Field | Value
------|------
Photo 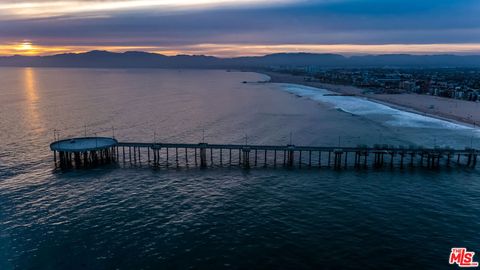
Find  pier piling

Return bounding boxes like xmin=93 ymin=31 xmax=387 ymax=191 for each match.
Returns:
xmin=200 ymin=144 xmax=207 ymax=168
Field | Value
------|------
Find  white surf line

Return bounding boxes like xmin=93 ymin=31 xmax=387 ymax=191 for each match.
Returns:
xmin=278 ymin=83 xmax=480 ymax=136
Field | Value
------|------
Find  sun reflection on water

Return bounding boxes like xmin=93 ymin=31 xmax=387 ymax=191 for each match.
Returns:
xmin=23 ymin=67 xmax=44 ymax=133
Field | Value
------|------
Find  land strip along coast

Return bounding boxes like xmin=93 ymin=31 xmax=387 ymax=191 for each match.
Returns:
xmin=262 ymin=71 xmax=480 ymax=127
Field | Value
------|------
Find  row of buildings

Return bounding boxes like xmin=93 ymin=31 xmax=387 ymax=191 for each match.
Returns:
xmin=276 ymin=67 xmax=480 ymax=102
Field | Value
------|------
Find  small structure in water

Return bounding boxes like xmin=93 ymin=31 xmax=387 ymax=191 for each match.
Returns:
xmin=50 ymin=137 xmax=118 ymax=169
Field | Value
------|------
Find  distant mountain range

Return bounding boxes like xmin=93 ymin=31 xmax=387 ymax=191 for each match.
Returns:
xmin=1 ymin=50 xmax=480 ymax=68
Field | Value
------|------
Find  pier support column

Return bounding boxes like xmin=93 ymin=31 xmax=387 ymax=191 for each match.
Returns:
xmin=84 ymin=152 xmax=89 ymax=167
xmin=242 ymin=148 xmax=250 ymax=169
xmin=334 ymin=150 xmax=343 ymax=169
xmin=59 ymin=152 xmax=64 ymax=168
xmin=166 ymin=148 xmax=169 ymax=167
xmin=199 ymin=143 xmax=207 ymax=168
xmin=176 ymin=148 xmax=179 ymax=167
xmin=133 ymin=147 xmax=136 ymax=164
xmin=287 ymin=146 xmax=294 ymax=167
xmin=195 ymin=148 xmax=198 ymax=166
xmin=308 ymin=151 xmax=312 ymax=167
xmin=220 ymin=149 xmax=223 ymax=165
xmin=364 ymin=152 xmax=368 ymax=169
xmin=74 ymin=152 xmax=81 ymax=168
xmin=67 ymin=152 xmax=73 ymax=168
xmin=239 ymin=149 xmax=242 ymax=166
xmin=153 ymin=148 xmax=158 ymax=166
xmin=299 ymin=151 xmax=302 ymax=168
xmin=328 ymin=151 xmax=331 ymax=168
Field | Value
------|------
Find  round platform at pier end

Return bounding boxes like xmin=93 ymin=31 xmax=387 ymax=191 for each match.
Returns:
xmin=50 ymin=137 xmax=118 ymax=152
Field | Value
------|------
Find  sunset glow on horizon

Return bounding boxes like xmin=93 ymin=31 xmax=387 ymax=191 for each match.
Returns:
xmin=3 ymin=42 xmax=480 ymax=57
xmin=0 ymin=42 xmax=161 ymax=57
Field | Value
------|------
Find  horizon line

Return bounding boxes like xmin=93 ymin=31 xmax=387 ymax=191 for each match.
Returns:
xmin=3 ymin=43 xmax=480 ymax=58
xmin=2 ymin=49 xmax=480 ymax=59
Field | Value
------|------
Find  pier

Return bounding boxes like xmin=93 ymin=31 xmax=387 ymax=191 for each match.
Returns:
xmin=50 ymin=137 xmax=118 ymax=169
xmin=50 ymin=137 xmax=478 ymax=170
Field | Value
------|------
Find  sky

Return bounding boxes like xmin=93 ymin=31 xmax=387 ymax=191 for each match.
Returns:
xmin=1 ymin=0 xmax=480 ymax=57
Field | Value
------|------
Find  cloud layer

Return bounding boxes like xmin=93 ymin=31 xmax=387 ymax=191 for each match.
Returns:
xmin=1 ymin=0 xmax=479 ymax=56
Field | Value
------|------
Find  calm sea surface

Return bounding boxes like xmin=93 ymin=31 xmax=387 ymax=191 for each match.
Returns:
xmin=0 ymin=68 xmax=479 ymax=269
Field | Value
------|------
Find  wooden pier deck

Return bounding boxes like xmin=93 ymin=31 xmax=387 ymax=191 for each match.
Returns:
xmin=51 ymin=137 xmax=478 ymax=170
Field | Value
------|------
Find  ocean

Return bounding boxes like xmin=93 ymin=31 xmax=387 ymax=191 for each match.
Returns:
xmin=0 ymin=68 xmax=479 ymax=269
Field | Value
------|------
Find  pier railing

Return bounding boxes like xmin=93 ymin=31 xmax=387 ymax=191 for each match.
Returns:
xmin=50 ymin=138 xmax=478 ymax=170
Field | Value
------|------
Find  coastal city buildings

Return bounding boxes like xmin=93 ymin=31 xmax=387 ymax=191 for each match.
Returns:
xmin=272 ymin=67 xmax=480 ymax=102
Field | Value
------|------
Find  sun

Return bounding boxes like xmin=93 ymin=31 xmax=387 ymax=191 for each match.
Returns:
xmin=18 ymin=42 xmax=33 ymax=51
xmin=12 ymin=41 xmax=38 ymax=55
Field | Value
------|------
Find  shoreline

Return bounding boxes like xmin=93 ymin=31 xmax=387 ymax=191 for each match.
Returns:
xmin=258 ymin=70 xmax=479 ymax=128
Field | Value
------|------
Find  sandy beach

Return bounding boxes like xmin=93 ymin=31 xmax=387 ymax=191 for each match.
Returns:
xmin=262 ymin=71 xmax=480 ymax=127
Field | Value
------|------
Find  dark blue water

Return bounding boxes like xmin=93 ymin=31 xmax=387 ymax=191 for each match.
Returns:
xmin=0 ymin=68 xmax=479 ymax=269
xmin=2 ymin=168 xmax=479 ymax=269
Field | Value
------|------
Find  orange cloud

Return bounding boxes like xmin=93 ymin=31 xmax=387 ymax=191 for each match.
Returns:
xmin=0 ymin=42 xmax=158 ymax=56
